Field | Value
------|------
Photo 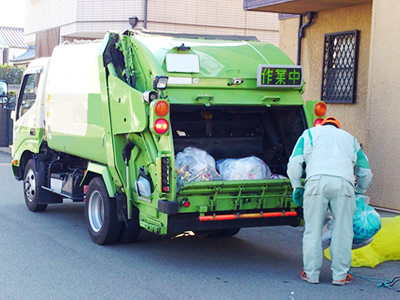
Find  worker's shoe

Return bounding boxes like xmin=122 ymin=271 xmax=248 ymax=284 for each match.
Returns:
xmin=332 ymin=273 xmax=353 ymax=286
xmin=301 ymin=270 xmax=319 ymax=284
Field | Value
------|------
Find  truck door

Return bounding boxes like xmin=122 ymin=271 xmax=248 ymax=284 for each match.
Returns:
xmin=13 ymin=68 xmax=42 ymax=149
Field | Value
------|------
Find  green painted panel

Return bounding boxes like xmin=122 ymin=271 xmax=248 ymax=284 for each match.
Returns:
xmin=108 ymin=74 xmax=147 ymax=134
xmin=176 ymin=179 xmax=293 ymax=213
xmin=164 ymin=87 xmax=304 ymax=106
xmin=12 ymin=126 xmax=44 ymax=164
xmin=86 ymin=162 xmax=116 ymax=197
xmin=47 ymin=93 xmax=107 ymax=164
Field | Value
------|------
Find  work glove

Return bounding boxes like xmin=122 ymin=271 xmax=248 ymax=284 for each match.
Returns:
xmin=292 ymin=187 xmax=304 ymax=206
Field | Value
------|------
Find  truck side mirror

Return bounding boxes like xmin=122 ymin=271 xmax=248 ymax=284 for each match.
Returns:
xmin=0 ymin=80 xmax=7 ymax=97
xmin=0 ymin=80 xmax=8 ymax=106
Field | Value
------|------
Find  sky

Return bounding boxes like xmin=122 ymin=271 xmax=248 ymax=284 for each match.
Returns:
xmin=0 ymin=0 xmax=26 ymax=28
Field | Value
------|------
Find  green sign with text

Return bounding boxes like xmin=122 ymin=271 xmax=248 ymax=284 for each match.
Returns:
xmin=257 ymin=65 xmax=303 ymax=88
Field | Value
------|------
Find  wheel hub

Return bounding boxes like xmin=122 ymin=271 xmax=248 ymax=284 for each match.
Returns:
xmin=24 ymin=169 xmax=36 ymax=203
xmin=88 ymin=190 xmax=104 ymax=233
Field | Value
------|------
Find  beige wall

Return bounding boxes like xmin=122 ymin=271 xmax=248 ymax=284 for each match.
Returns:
xmin=279 ymin=17 xmax=299 ymax=63
xmin=147 ymin=0 xmax=279 ymax=44
xmin=25 ymin=0 xmax=279 ymax=45
xmin=280 ymin=4 xmax=372 ymax=146
xmin=279 ymin=2 xmax=400 ymax=211
xmin=366 ymin=0 xmax=400 ymax=210
xmin=25 ymin=0 xmax=144 ymax=43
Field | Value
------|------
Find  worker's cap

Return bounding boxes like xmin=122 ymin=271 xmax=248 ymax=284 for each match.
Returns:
xmin=321 ymin=116 xmax=341 ymax=129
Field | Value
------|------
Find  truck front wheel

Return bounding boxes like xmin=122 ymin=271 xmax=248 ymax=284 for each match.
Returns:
xmin=23 ymin=159 xmax=48 ymax=212
xmin=85 ymin=177 xmax=122 ymax=245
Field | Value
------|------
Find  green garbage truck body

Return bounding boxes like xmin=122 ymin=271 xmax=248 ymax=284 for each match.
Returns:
xmin=11 ymin=31 xmax=322 ymax=244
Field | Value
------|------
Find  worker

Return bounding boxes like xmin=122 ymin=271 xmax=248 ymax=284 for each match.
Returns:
xmin=287 ymin=117 xmax=373 ymax=286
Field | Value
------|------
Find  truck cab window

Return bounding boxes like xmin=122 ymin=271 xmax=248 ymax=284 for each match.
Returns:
xmin=17 ymin=73 xmax=40 ymax=119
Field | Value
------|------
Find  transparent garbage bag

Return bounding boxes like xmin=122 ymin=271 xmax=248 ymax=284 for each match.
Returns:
xmin=216 ymin=156 xmax=271 ymax=181
xmin=324 ymin=216 xmax=400 ymax=268
xmin=322 ymin=217 xmax=333 ymax=245
xmin=322 ymin=217 xmax=374 ymax=249
xmin=353 ymin=194 xmax=381 ymax=244
xmin=271 ymin=174 xmax=288 ymax=180
xmin=322 ymin=194 xmax=381 ymax=248
xmin=175 ymin=147 xmax=222 ymax=189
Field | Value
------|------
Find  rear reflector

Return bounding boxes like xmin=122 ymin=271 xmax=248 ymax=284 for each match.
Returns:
xmin=199 ymin=211 xmax=297 ymax=221
xmin=161 ymin=157 xmax=170 ymax=193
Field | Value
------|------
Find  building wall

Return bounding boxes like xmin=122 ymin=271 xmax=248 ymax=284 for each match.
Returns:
xmin=278 ymin=16 xmax=298 ymax=63
xmin=25 ymin=0 xmax=77 ymax=43
xmin=25 ymin=0 xmax=279 ymax=45
xmin=25 ymin=0 xmax=143 ymax=42
xmin=366 ymin=0 xmax=400 ymax=210
xmin=0 ymin=48 xmax=26 ymax=64
xmin=147 ymin=0 xmax=279 ymax=44
xmin=280 ymin=4 xmax=372 ymax=146
xmin=279 ymin=3 xmax=400 ymax=211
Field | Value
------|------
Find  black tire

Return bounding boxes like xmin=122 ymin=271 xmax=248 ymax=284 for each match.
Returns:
xmin=23 ymin=159 xmax=48 ymax=212
xmin=85 ymin=177 xmax=122 ymax=245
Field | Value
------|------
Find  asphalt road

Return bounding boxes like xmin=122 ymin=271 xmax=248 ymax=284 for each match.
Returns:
xmin=0 ymin=150 xmax=399 ymax=299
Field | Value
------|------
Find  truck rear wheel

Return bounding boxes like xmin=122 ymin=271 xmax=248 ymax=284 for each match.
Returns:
xmin=85 ymin=177 xmax=122 ymax=245
xmin=23 ymin=159 xmax=48 ymax=212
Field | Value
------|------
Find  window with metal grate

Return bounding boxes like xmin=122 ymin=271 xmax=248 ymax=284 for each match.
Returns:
xmin=321 ymin=30 xmax=360 ymax=104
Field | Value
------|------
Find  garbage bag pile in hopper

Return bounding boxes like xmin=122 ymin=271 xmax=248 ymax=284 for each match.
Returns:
xmin=175 ymin=147 xmax=287 ymax=189
xmin=175 ymin=147 xmax=222 ymax=188
xmin=216 ymin=156 xmax=272 ymax=181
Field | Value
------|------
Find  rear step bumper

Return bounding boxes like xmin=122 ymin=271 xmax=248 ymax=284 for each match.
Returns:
xmin=166 ymin=208 xmax=303 ymax=234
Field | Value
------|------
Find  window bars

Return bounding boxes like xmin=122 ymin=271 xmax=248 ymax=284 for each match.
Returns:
xmin=321 ymin=30 xmax=359 ymax=104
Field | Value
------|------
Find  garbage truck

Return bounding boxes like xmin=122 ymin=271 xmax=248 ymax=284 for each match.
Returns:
xmin=11 ymin=30 xmax=327 ymax=245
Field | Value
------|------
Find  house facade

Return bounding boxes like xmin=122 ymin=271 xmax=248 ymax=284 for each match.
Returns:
xmin=0 ymin=27 xmax=27 ymax=65
xmin=244 ymin=0 xmax=400 ymax=211
xmin=25 ymin=0 xmax=279 ymax=57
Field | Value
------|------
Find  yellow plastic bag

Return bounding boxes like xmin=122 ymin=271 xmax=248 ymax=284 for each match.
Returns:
xmin=324 ymin=216 xmax=400 ymax=268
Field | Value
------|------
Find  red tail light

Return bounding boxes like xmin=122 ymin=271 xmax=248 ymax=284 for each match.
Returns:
xmin=154 ymin=100 xmax=169 ymax=117
xmin=314 ymin=118 xmax=324 ymax=127
xmin=154 ymin=118 xmax=169 ymax=134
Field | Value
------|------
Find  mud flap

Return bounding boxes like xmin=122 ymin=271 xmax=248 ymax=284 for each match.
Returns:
xmin=35 ymin=159 xmax=63 ymax=204
xmin=115 ymin=193 xmax=140 ymax=229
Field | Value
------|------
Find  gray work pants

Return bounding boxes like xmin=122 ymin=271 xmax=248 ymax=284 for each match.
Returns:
xmin=303 ymin=175 xmax=356 ymax=282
